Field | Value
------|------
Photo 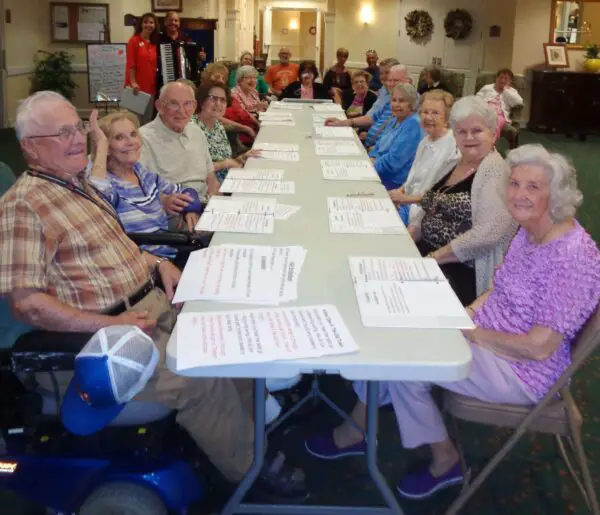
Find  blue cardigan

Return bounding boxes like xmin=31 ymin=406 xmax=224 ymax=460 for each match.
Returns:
xmin=369 ymin=113 xmax=424 ymax=190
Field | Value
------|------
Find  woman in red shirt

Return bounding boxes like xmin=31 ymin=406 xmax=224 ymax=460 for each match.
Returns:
xmin=126 ymin=13 xmax=158 ymax=97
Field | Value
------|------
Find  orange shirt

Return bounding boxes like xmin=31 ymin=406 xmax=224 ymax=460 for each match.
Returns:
xmin=264 ymin=63 xmax=299 ymax=94
xmin=125 ymin=34 xmax=158 ymax=96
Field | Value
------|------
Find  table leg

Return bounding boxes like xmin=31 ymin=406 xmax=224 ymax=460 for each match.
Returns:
xmin=221 ymin=378 xmax=267 ymax=515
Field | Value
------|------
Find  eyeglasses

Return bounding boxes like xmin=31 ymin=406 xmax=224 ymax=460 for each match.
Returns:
xmin=162 ymin=99 xmax=196 ymax=112
xmin=207 ymin=94 xmax=227 ymax=104
xmin=28 ymin=121 xmax=88 ymax=143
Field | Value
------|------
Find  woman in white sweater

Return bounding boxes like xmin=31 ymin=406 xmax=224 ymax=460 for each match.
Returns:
xmin=408 ymin=96 xmax=518 ymax=303
xmin=388 ymin=90 xmax=461 ymax=225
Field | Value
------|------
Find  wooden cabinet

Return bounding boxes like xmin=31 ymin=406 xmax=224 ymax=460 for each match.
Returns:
xmin=528 ymin=70 xmax=600 ymax=138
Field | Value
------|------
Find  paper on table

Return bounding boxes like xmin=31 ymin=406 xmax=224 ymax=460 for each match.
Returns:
xmin=226 ymin=168 xmax=285 ymax=180
xmin=261 ymin=120 xmax=296 ymax=127
xmin=203 ymin=196 xmax=277 ymax=215
xmin=312 ymin=104 xmax=344 ymax=112
xmin=348 ymin=257 xmax=474 ymax=329
xmin=313 ymin=113 xmax=346 ymax=125
xmin=175 ymin=304 xmax=359 ymax=370
xmin=253 ymin=143 xmax=299 ymax=152
xmin=251 ymin=150 xmax=300 ymax=162
xmin=314 ymin=140 xmax=361 ymax=156
xmin=196 ymin=213 xmax=274 ymax=233
xmin=321 ymin=159 xmax=380 ymax=181
xmin=327 ymin=197 xmax=407 ymax=234
xmin=270 ymin=102 xmax=303 ymax=110
xmin=173 ymin=244 xmax=307 ymax=305
xmin=220 ymin=179 xmax=296 ymax=195
xmin=259 ymin=112 xmax=293 ymax=120
xmin=275 ymin=204 xmax=301 ymax=220
xmin=313 ymin=126 xmax=355 ymax=138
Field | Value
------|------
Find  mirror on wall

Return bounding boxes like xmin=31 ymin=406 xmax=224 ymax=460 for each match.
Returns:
xmin=550 ymin=0 xmax=600 ymax=46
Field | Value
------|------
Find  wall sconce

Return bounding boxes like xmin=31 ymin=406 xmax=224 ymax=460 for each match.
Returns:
xmin=289 ymin=19 xmax=299 ymax=30
xmin=359 ymin=4 xmax=374 ymax=25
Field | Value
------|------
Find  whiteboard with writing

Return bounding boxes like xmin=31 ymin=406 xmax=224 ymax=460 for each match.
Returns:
xmin=86 ymin=44 xmax=127 ymax=103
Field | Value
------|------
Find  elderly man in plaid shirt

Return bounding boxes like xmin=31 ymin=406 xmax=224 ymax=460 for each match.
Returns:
xmin=0 ymin=91 xmax=307 ymax=502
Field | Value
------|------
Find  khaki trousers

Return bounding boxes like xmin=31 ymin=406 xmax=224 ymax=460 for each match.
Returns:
xmin=132 ymin=288 xmax=255 ymax=482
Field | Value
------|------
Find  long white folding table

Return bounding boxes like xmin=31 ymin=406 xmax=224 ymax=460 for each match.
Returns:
xmin=166 ymin=102 xmax=472 ymax=515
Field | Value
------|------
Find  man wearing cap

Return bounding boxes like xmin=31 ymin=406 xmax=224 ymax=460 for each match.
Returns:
xmin=0 ymin=90 xmax=306 ymax=501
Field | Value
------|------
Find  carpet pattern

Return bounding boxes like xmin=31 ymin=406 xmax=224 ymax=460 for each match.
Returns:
xmin=1 ymin=130 xmax=599 ymax=514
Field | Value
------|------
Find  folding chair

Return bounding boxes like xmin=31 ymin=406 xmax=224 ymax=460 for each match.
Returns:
xmin=443 ymin=307 xmax=600 ymax=515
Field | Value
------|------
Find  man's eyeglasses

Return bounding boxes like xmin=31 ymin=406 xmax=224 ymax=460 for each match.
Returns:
xmin=162 ymin=99 xmax=196 ymax=112
xmin=207 ymin=94 xmax=227 ymax=104
xmin=27 ymin=121 xmax=88 ymax=143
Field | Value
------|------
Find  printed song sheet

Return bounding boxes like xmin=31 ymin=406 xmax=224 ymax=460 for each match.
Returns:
xmin=250 ymin=150 xmax=300 ymax=162
xmin=321 ymin=159 xmax=380 ymax=181
xmin=313 ymin=113 xmax=346 ymax=125
xmin=226 ymin=168 xmax=285 ymax=181
xmin=176 ymin=304 xmax=359 ymax=369
xmin=270 ymin=102 xmax=303 ymax=110
xmin=173 ymin=244 xmax=307 ymax=305
xmin=196 ymin=196 xmax=276 ymax=233
xmin=314 ymin=140 xmax=361 ymax=156
xmin=220 ymin=179 xmax=296 ymax=195
xmin=312 ymin=104 xmax=344 ymax=112
xmin=275 ymin=204 xmax=301 ymax=220
xmin=261 ymin=120 xmax=296 ymax=127
xmin=327 ymin=197 xmax=407 ymax=234
xmin=348 ymin=257 xmax=475 ymax=329
xmin=259 ymin=112 xmax=293 ymax=121
xmin=253 ymin=143 xmax=299 ymax=152
xmin=313 ymin=126 xmax=355 ymax=138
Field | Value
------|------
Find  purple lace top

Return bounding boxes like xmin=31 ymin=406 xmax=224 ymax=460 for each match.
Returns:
xmin=473 ymin=221 xmax=600 ymax=400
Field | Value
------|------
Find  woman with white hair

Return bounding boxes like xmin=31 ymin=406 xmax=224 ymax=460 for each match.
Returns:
xmin=407 ymin=95 xmax=516 ymax=305
xmin=227 ymin=51 xmax=269 ymax=96
xmin=368 ymin=83 xmax=424 ymax=190
xmin=306 ymin=143 xmax=600 ymax=500
xmin=231 ymin=65 xmax=268 ymax=117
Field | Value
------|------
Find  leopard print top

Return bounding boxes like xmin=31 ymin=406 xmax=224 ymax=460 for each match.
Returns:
xmin=420 ymin=170 xmax=475 ymax=252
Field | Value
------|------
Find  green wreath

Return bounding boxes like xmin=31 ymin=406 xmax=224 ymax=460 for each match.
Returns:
xmin=444 ymin=9 xmax=473 ymax=40
xmin=405 ymin=10 xmax=434 ymax=40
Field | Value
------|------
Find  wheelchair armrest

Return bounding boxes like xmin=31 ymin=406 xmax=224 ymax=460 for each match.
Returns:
xmin=7 ymin=330 xmax=93 ymax=373
xmin=127 ymin=231 xmax=213 ymax=249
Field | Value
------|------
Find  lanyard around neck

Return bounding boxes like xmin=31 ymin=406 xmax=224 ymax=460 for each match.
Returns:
xmin=27 ymin=169 xmax=125 ymax=231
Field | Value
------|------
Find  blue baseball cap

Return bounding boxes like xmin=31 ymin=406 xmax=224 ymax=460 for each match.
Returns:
xmin=61 ymin=325 xmax=159 ymax=436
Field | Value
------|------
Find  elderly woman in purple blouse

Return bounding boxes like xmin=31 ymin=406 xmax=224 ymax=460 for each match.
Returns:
xmin=305 ymin=144 xmax=600 ymax=500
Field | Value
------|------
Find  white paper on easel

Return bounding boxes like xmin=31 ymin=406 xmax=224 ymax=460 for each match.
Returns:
xmin=175 ymin=304 xmax=359 ymax=370
xmin=348 ymin=257 xmax=474 ymax=329
xmin=314 ymin=140 xmax=361 ymax=156
xmin=321 ymin=159 xmax=380 ymax=181
xmin=226 ymin=168 xmax=285 ymax=181
xmin=313 ymin=126 xmax=355 ymax=138
xmin=327 ymin=197 xmax=407 ymax=234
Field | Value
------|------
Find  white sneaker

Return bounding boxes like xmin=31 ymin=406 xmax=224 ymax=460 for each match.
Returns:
xmin=265 ymin=393 xmax=282 ymax=425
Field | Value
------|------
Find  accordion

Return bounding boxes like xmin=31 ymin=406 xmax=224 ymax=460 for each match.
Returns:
xmin=159 ymin=41 xmax=198 ymax=84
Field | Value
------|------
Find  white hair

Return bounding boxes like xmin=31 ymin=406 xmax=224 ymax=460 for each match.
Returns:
xmin=236 ymin=65 xmax=258 ymax=83
xmin=389 ymin=64 xmax=408 ymax=76
xmin=158 ymin=80 xmax=195 ymax=101
xmin=15 ymin=91 xmax=70 ymax=141
xmin=506 ymin=144 xmax=583 ymax=222
xmin=450 ymin=95 xmax=497 ymax=134
xmin=392 ymin=83 xmax=419 ymax=111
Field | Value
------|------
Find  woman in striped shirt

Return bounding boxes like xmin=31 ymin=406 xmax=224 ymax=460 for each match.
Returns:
xmin=88 ymin=110 xmax=203 ymax=266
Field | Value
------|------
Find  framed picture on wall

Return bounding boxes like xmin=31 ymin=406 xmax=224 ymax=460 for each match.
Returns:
xmin=151 ymin=0 xmax=182 ymax=12
xmin=543 ymin=43 xmax=569 ymax=68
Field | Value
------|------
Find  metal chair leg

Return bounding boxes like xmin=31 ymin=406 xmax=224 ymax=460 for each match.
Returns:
xmin=564 ymin=405 xmax=600 ymax=515
xmin=556 ymin=435 xmax=593 ymax=510
xmin=448 ymin=415 xmax=470 ymax=493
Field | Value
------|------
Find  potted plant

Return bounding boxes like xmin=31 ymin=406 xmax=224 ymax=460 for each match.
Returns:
xmin=30 ymin=50 xmax=78 ymax=100
xmin=583 ymin=43 xmax=600 ymax=73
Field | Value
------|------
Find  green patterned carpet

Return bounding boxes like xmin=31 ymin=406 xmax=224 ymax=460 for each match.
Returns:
xmin=1 ymin=130 xmax=599 ymax=514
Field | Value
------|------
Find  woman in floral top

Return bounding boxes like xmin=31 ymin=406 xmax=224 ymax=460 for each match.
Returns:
xmin=195 ymin=81 xmax=258 ymax=183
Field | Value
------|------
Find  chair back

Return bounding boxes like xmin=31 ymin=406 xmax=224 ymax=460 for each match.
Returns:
xmin=0 ymin=161 xmax=16 ymax=197
xmin=570 ymin=305 xmax=600 ymax=370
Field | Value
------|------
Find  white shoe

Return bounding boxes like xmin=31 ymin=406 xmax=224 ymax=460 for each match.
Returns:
xmin=265 ymin=393 xmax=282 ymax=425
xmin=266 ymin=375 xmax=301 ymax=393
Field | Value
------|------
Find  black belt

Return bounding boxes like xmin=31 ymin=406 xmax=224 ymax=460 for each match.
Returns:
xmin=105 ymin=279 xmax=155 ymax=316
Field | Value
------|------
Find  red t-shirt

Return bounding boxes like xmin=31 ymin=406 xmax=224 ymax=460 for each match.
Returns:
xmin=125 ymin=34 xmax=158 ymax=96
